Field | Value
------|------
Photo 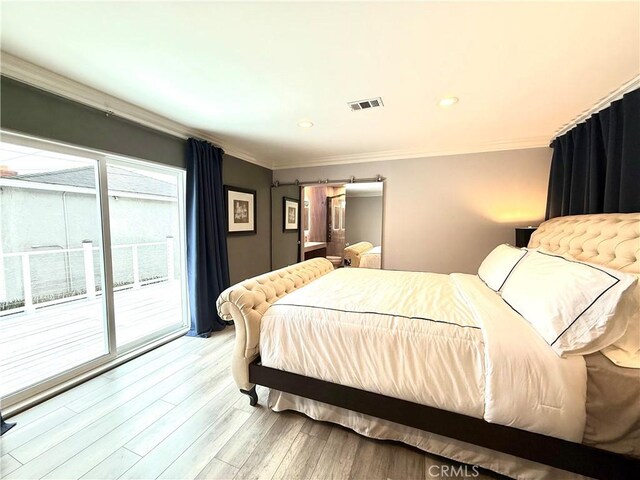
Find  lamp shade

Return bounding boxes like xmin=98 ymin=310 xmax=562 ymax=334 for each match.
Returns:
xmin=515 ymin=227 xmax=537 ymax=248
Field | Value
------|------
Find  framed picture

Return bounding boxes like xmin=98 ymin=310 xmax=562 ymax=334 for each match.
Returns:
xmin=283 ymin=197 xmax=299 ymax=232
xmin=224 ymin=186 xmax=256 ymax=235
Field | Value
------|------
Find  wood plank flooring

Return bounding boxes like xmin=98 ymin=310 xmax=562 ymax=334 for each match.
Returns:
xmin=1 ymin=328 xmax=503 ymax=480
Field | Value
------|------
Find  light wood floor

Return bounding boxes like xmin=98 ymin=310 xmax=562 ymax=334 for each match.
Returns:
xmin=1 ymin=328 xmax=502 ymax=480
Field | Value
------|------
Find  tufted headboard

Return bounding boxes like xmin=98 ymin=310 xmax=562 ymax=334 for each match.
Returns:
xmin=529 ymin=213 xmax=640 ymax=274
xmin=217 ymin=257 xmax=334 ymax=390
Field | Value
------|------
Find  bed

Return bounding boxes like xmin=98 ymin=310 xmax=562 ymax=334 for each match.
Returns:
xmin=343 ymin=241 xmax=373 ymax=267
xmin=359 ymin=245 xmax=382 ymax=268
xmin=217 ymin=213 xmax=640 ymax=480
xmin=344 ymin=242 xmax=382 ymax=268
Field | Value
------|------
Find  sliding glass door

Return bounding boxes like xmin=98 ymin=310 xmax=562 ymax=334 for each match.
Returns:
xmin=0 ymin=141 xmax=111 ymax=400
xmin=106 ymin=159 xmax=187 ymax=350
xmin=0 ymin=133 xmax=188 ymax=407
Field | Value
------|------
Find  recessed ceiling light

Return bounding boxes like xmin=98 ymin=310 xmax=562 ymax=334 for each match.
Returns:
xmin=297 ymin=120 xmax=314 ymax=128
xmin=438 ymin=97 xmax=459 ymax=108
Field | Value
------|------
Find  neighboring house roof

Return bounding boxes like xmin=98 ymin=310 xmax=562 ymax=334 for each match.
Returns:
xmin=11 ymin=165 xmax=177 ymax=197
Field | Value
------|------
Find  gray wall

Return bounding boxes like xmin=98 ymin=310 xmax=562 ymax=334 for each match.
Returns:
xmin=271 ymin=185 xmax=300 ymax=269
xmin=273 ymin=147 xmax=551 ymax=274
xmin=345 ymin=195 xmax=383 ymax=246
xmin=223 ymin=155 xmax=272 ymax=284
xmin=1 ymin=76 xmax=273 ymax=285
xmin=1 ymin=76 xmax=186 ymax=168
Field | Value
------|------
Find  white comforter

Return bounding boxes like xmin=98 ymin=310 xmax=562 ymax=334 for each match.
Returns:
xmin=359 ymin=245 xmax=381 ymax=269
xmin=260 ymin=268 xmax=587 ymax=442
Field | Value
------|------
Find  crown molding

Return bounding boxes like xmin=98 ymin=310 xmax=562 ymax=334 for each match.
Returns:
xmin=12 ymin=50 xmax=623 ymax=172
xmin=552 ymin=74 xmax=640 ymax=140
xmin=0 ymin=51 xmax=272 ymax=169
xmin=271 ymin=136 xmax=549 ymax=170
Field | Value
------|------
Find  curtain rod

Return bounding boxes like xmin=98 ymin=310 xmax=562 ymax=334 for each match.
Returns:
xmin=551 ymin=75 xmax=640 ymax=143
xmin=272 ymin=175 xmax=384 ymax=188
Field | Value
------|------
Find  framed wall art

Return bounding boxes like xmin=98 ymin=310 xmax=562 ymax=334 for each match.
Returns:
xmin=283 ymin=197 xmax=299 ymax=232
xmin=225 ymin=186 xmax=256 ymax=235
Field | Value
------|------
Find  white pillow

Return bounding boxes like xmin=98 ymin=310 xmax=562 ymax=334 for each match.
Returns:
xmin=478 ymin=244 xmax=527 ymax=292
xmin=501 ymin=250 xmax=638 ymax=357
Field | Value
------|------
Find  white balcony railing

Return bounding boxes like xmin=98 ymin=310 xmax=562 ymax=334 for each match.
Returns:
xmin=0 ymin=237 xmax=175 ymax=315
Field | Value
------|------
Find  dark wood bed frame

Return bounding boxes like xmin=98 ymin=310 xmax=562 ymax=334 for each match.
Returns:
xmin=244 ymin=357 xmax=639 ymax=480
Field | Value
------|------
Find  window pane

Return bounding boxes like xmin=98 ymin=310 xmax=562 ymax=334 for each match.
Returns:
xmin=0 ymin=141 xmax=109 ymax=398
xmin=106 ymin=161 xmax=186 ymax=348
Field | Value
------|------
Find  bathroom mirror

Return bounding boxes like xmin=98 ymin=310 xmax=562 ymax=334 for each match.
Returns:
xmin=271 ymin=181 xmax=384 ymax=270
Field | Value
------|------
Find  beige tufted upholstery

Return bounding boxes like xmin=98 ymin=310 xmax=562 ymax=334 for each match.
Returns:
xmin=344 ymin=241 xmax=374 ymax=267
xmin=529 ymin=213 xmax=640 ymax=274
xmin=217 ymin=258 xmax=334 ymax=390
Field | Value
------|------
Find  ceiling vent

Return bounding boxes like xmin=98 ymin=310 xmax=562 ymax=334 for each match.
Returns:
xmin=348 ymin=97 xmax=384 ymax=111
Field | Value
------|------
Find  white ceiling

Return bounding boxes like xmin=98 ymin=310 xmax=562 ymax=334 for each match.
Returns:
xmin=1 ymin=1 xmax=638 ymax=169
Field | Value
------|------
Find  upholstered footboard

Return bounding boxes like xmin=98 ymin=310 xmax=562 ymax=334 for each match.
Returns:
xmin=216 ymin=258 xmax=334 ymax=404
xmin=344 ymin=241 xmax=373 ymax=267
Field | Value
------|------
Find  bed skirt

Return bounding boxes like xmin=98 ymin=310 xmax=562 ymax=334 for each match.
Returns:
xmin=268 ymin=389 xmax=587 ymax=480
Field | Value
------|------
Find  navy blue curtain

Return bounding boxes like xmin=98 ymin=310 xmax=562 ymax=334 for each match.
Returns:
xmin=186 ymin=138 xmax=230 ymax=337
xmin=546 ymin=88 xmax=640 ymax=219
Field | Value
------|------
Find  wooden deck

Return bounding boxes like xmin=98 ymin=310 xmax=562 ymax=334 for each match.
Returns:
xmin=0 ymin=282 xmax=183 ymax=399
